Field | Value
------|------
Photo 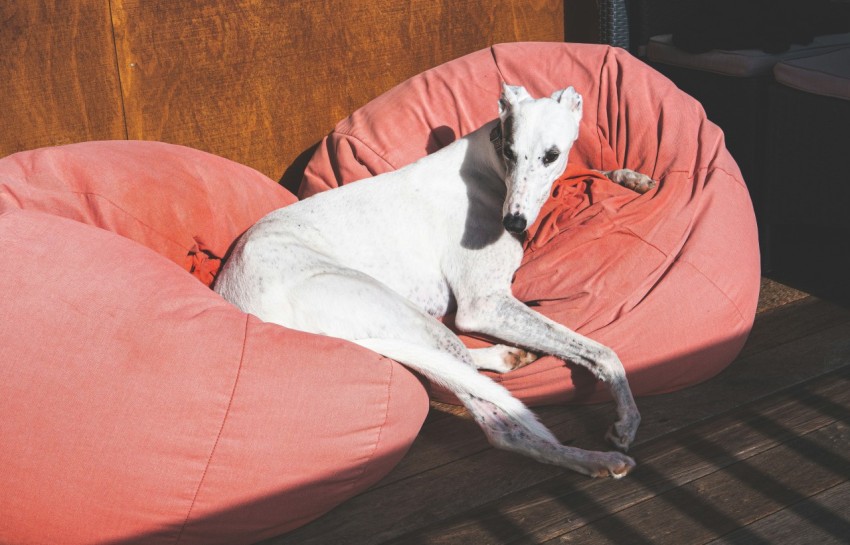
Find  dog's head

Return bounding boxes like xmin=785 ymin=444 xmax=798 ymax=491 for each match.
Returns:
xmin=496 ymin=83 xmax=582 ymax=234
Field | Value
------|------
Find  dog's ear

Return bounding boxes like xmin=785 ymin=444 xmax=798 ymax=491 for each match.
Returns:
xmin=552 ymin=86 xmax=583 ymax=123
xmin=499 ymin=83 xmax=532 ymax=118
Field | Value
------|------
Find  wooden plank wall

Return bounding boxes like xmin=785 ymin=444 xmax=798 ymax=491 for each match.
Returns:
xmin=1 ymin=0 xmax=564 ymax=185
xmin=0 ymin=2 xmax=126 ymax=150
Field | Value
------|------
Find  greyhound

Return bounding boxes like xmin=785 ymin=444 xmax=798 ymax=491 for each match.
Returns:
xmin=214 ymin=83 xmax=655 ymax=478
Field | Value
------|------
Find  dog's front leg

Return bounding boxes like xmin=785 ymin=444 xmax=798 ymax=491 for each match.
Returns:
xmin=455 ymin=293 xmax=640 ymax=450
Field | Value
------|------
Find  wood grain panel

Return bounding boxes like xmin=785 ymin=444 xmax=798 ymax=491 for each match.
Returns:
xmin=110 ymin=0 xmax=564 ymax=181
xmin=0 ymin=1 xmax=125 ymax=157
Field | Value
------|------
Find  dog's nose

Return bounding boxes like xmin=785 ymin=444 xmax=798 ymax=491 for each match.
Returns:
xmin=503 ymin=213 xmax=527 ymax=233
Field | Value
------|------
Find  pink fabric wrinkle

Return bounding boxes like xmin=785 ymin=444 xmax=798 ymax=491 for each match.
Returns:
xmin=187 ymin=236 xmax=223 ymax=286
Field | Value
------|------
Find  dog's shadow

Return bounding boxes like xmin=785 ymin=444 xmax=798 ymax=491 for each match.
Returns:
xmin=428 ymin=125 xmax=507 ymax=251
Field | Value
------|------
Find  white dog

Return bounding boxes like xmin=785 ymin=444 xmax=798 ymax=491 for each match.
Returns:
xmin=215 ymin=84 xmax=654 ymax=478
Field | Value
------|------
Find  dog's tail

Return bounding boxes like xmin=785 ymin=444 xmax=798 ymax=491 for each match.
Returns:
xmin=353 ymin=338 xmax=558 ymax=443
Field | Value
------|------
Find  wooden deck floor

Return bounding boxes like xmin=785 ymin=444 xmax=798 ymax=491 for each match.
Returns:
xmin=264 ymin=277 xmax=850 ymax=545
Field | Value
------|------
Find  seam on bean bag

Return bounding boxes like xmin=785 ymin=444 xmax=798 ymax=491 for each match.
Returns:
xmin=488 ymin=45 xmax=507 ymax=86
xmin=616 ymin=222 xmax=670 ymax=258
xmin=648 ymin=165 xmax=753 ymax=322
xmin=345 ymin=356 xmax=395 ymax=496
xmin=595 ymin=46 xmax=615 ymax=169
xmin=175 ymin=313 xmax=250 ymax=545
xmin=81 ymin=191 xmax=191 ymax=253
xmin=325 ymin=131 xmax=398 ymax=176
xmin=678 ymin=257 xmax=749 ymax=324
xmin=4 ymin=186 xmax=192 ymax=257
xmin=343 ymin=132 xmax=399 ymax=172
xmin=660 ymin=165 xmax=748 ymax=193
xmin=705 ymin=165 xmax=748 ymax=191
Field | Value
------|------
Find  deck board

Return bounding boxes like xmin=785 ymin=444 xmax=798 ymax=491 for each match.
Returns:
xmin=542 ymin=407 xmax=849 ymax=544
xmin=706 ymin=481 xmax=850 ymax=545
xmin=384 ymin=368 xmax=850 ymax=544
xmin=262 ymin=281 xmax=850 ymax=545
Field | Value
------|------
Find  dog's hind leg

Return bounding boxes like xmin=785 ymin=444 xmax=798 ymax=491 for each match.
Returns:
xmin=469 ymin=345 xmax=538 ymax=372
xmin=259 ymin=266 xmax=481 ymax=367
xmin=270 ymin=268 xmax=634 ymax=477
xmin=357 ymin=338 xmax=635 ymax=478
xmin=602 ymin=169 xmax=656 ymax=194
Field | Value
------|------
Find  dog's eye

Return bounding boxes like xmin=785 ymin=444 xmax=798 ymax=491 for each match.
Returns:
xmin=543 ymin=149 xmax=560 ymax=166
xmin=503 ymin=147 xmax=517 ymax=162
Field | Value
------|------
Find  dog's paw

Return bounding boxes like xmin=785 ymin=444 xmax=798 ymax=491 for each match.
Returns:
xmin=605 ymin=411 xmax=641 ymax=452
xmin=604 ymin=169 xmax=657 ymax=194
xmin=503 ymin=347 xmax=539 ymax=370
xmin=470 ymin=345 xmax=539 ymax=373
xmin=586 ymin=451 xmax=636 ymax=479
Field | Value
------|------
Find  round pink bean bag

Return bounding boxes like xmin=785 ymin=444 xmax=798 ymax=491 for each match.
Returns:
xmin=301 ymin=42 xmax=761 ymax=406
xmin=0 ymin=141 xmax=429 ymax=545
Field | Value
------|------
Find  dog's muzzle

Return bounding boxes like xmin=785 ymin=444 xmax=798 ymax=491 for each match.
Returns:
xmin=503 ymin=213 xmax=527 ymax=234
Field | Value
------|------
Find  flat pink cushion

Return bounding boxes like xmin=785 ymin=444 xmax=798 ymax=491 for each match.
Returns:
xmin=0 ymin=142 xmax=429 ymax=544
xmin=302 ymin=42 xmax=761 ymax=405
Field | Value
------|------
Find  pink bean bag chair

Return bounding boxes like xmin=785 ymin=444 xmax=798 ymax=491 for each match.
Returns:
xmin=302 ymin=42 xmax=761 ymax=406
xmin=0 ymin=141 xmax=429 ymax=545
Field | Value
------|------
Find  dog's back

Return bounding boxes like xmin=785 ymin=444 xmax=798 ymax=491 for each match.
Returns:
xmin=214 ymin=133 xmax=484 ymax=322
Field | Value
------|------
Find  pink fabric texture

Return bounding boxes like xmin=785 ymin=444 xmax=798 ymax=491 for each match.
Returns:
xmin=0 ymin=140 xmax=294 ymax=285
xmin=302 ymin=42 xmax=761 ymax=406
xmin=0 ymin=142 xmax=429 ymax=544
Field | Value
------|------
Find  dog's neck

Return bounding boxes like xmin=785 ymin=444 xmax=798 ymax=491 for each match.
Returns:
xmin=489 ymin=122 xmax=504 ymax=156
xmin=421 ymin=120 xmax=507 ymax=204
xmin=463 ymin=120 xmax=508 ymax=187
